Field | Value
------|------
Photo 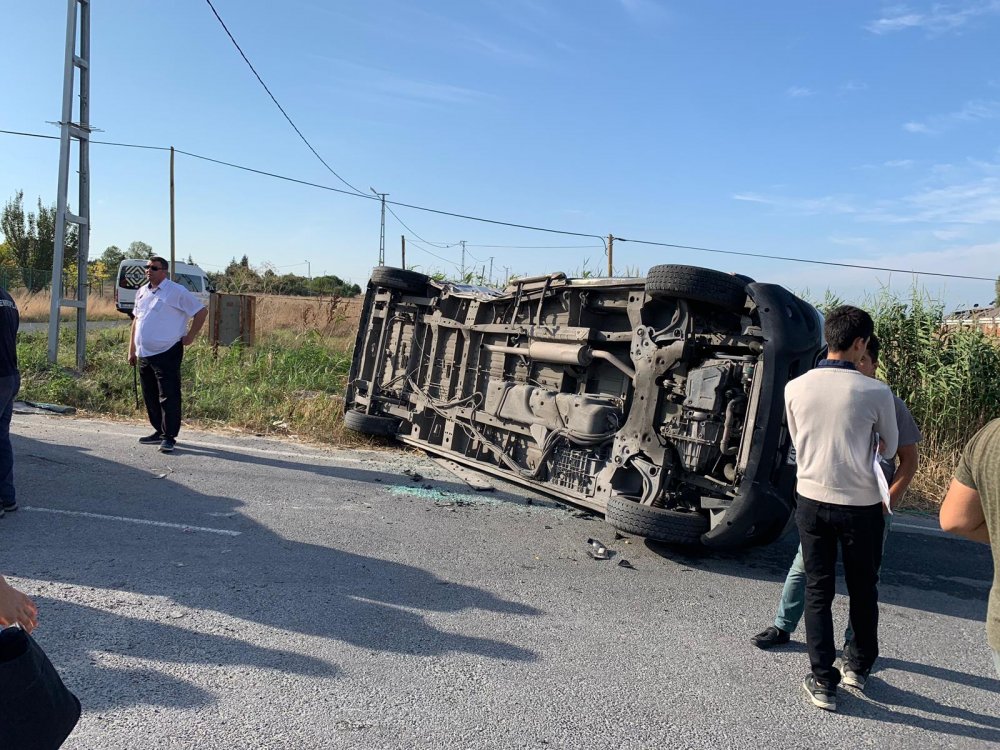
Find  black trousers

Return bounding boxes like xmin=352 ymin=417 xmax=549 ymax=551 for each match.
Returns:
xmin=796 ymin=495 xmax=885 ymax=686
xmin=138 ymin=341 xmax=184 ymax=440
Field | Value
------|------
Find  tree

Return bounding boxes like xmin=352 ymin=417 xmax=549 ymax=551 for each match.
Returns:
xmin=0 ymin=191 xmax=77 ymax=291
xmin=126 ymin=241 xmax=154 ymax=260
xmin=0 ymin=192 xmax=28 ymax=274
xmin=99 ymin=245 xmax=126 ymax=269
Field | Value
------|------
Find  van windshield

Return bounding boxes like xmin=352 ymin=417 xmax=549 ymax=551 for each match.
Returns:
xmin=174 ymin=273 xmax=203 ymax=293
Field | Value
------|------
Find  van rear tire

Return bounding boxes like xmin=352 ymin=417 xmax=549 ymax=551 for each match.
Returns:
xmin=343 ymin=409 xmax=400 ymax=436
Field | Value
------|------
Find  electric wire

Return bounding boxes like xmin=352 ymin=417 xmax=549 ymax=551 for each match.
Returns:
xmin=384 ymin=203 xmax=457 ymax=249
xmin=1 ymin=128 xmax=995 ymax=283
xmin=202 ymin=0 xmax=366 ymax=197
xmin=404 ymin=238 xmax=464 ymax=271
xmin=614 ymin=236 xmax=994 ymax=282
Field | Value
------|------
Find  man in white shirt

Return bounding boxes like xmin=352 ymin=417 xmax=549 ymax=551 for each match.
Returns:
xmin=126 ymin=257 xmax=207 ymax=453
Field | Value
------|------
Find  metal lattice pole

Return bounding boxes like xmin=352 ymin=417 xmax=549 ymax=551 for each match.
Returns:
xmin=48 ymin=0 xmax=92 ymax=369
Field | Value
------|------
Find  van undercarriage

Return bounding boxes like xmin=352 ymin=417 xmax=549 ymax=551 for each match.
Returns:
xmin=345 ymin=265 xmax=823 ymax=548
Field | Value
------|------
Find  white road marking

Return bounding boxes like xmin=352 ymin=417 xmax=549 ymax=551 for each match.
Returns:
xmin=14 ymin=419 xmax=371 ymax=464
xmin=892 ymin=521 xmax=947 ymax=536
xmin=23 ymin=507 xmax=241 ymax=536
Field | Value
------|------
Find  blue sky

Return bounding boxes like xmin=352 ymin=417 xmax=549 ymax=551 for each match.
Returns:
xmin=1 ymin=1 xmax=998 ymax=307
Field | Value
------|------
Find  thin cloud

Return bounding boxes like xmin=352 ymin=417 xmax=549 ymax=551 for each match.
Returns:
xmin=619 ymin=0 xmax=670 ymax=24
xmin=463 ymin=34 xmax=539 ymax=65
xmin=866 ymin=2 xmax=1000 ymax=35
xmin=732 ymin=192 xmax=858 ymax=215
xmin=840 ymin=80 xmax=869 ymax=93
xmin=884 ymin=159 xmax=916 ymax=167
xmin=786 ymin=86 xmax=813 ymax=98
xmin=904 ymin=99 xmax=1000 ymax=134
xmin=865 ymin=176 xmax=1000 ymax=224
xmin=737 ymin=158 xmax=1000 ymax=226
xmin=312 ymin=57 xmax=493 ymax=106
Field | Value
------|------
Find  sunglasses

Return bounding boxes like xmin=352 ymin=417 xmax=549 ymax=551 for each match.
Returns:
xmin=145 ymin=265 xmax=164 ymax=271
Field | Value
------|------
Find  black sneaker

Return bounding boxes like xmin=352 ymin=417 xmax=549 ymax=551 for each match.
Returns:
xmin=838 ymin=662 xmax=869 ymax=692
xmin=802 ymin=675 xmax=837 ymax=711
xmin=139 ymin=433 xmax=163 ymax=445
xmin=751 ymin=626 xmax=790 ymax=650
xmin=159 ymin=438 xmax=176 ymax=453
xmin=1 ymin=500 xmax=17 ymax=512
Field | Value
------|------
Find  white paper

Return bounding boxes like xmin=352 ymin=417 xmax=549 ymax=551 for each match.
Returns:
xmin=873 ymin=432 xmax=892 ymax=514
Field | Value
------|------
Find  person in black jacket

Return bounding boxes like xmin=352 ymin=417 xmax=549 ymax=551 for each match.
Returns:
xmin=0 ymin=285 xmax=19 ymax=518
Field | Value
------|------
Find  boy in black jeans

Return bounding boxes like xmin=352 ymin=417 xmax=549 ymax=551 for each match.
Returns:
xmin=784 ymin=306 xmax=898 ymax=711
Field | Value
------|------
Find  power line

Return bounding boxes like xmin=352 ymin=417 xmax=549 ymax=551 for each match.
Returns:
xmin=405 ymin=239 xmax=463 ymax=270
xmin=202 ymin=0 xmax=366 ymax=197
xmin=384 ymin=203 xmax=457 ymax=249
xmin=466 ymin=243 xmax=605 ymax=249
xmin=615 ymin=236 xmax=995 ymax=283
xmin=1 ymin=128 xmax=994 ymax=283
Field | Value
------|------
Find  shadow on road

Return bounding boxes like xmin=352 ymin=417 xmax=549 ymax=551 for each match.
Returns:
xmin=835 ymin=659 xmax=1000 ymax=741
xmin=7 ymin=433 xmax=542 ymax=712
xmin=644 ymin=523 xmax=992 ymax=623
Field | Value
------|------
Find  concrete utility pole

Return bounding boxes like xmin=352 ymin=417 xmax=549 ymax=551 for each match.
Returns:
xmin=169 ymin=146 xmax=176 ymax=280
xmin=401 ymin=235 xmax=406 ymax=269
xmin=305 ymin=260 xmax=311 ymax=279
xmin=607 ymin=234 xmax=614 ymax=277
xmin=48 ymin=0 xmax=92 ymax=369
xmin=371 ymin=188 xmax=388 ymax=265
xmin=460 ymin=240 xmax=466 ymax=278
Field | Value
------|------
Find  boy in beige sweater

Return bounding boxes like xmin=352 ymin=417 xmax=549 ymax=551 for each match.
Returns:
xmin=784 ymin=305 xmax=897 ymax=711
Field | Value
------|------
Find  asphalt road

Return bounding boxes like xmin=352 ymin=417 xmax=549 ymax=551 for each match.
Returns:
xmin=3 ymin=416 xmax=997 ymax=749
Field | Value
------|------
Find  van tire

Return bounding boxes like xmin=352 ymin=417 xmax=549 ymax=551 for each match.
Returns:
xmin=646 ymin=264 xmax=747 ymax=310
xmin=370 ymin=266 xmax=429 ymax=294
xmin=343 ymin=409 xmax=400 ymax=436
xmin=605 ymin=496 xmax=709 ymax=545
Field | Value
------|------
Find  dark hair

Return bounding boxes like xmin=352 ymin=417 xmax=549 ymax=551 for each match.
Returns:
xmin=149 ymin=256 xmax=169 ymax=269
xmin=824 ymin=305 xmax=874 ymax=352
xmin=866 ymin=333 xmax=880 ymax=363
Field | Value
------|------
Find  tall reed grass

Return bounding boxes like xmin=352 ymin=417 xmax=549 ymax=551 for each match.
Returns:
xmin=867 ymin=290 xmax=1000 ymax=508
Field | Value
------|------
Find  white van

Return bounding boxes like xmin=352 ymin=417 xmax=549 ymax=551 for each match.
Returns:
xmin=115 ymin=259 xmax=212 ymax=317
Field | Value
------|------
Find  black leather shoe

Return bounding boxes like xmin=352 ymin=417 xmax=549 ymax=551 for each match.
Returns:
xmin=751 ymin=626 xmax=790 ymax=650
xmin=139 ymin=433 xmax=163 ymax=444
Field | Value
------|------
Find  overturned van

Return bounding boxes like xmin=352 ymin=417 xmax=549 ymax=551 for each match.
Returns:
xmin=344 ymin=264 xmax=823 ymax=548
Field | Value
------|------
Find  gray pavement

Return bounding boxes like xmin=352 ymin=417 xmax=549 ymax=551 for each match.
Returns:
xmin=2 ymin=415 xmax=997 ymax=749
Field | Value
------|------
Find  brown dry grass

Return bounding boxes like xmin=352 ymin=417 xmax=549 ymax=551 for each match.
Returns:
xmin=897 ymin=440 xmax=961 ymax=514
xmin=253 ymin=294 xmax=363 ymax=338
xmin=13 ymin=290 xmax=120 ymax=322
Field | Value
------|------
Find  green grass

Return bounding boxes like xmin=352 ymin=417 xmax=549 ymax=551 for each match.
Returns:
xmin=16 ymin=328 xmax=372 ymax=445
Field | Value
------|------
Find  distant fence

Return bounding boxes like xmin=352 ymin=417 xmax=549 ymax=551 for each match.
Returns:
xmin=0 ymin=267 xmax=112 ymax=298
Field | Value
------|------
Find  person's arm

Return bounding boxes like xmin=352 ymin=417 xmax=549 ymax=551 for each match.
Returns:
xmin=888 ymin=443 xmax=919 ymax=509
xmin=875 ymin=389 xmax=899 ymax=460
xmin=940 ymin=478 xmax=990 ymax=544
xmin=182 ymin=307 xmax=208 ymax=346
xmin=0 ymin=575 xmax=37 ymax=632
xmin=127 ymin=316 xmax=137 ymax=366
